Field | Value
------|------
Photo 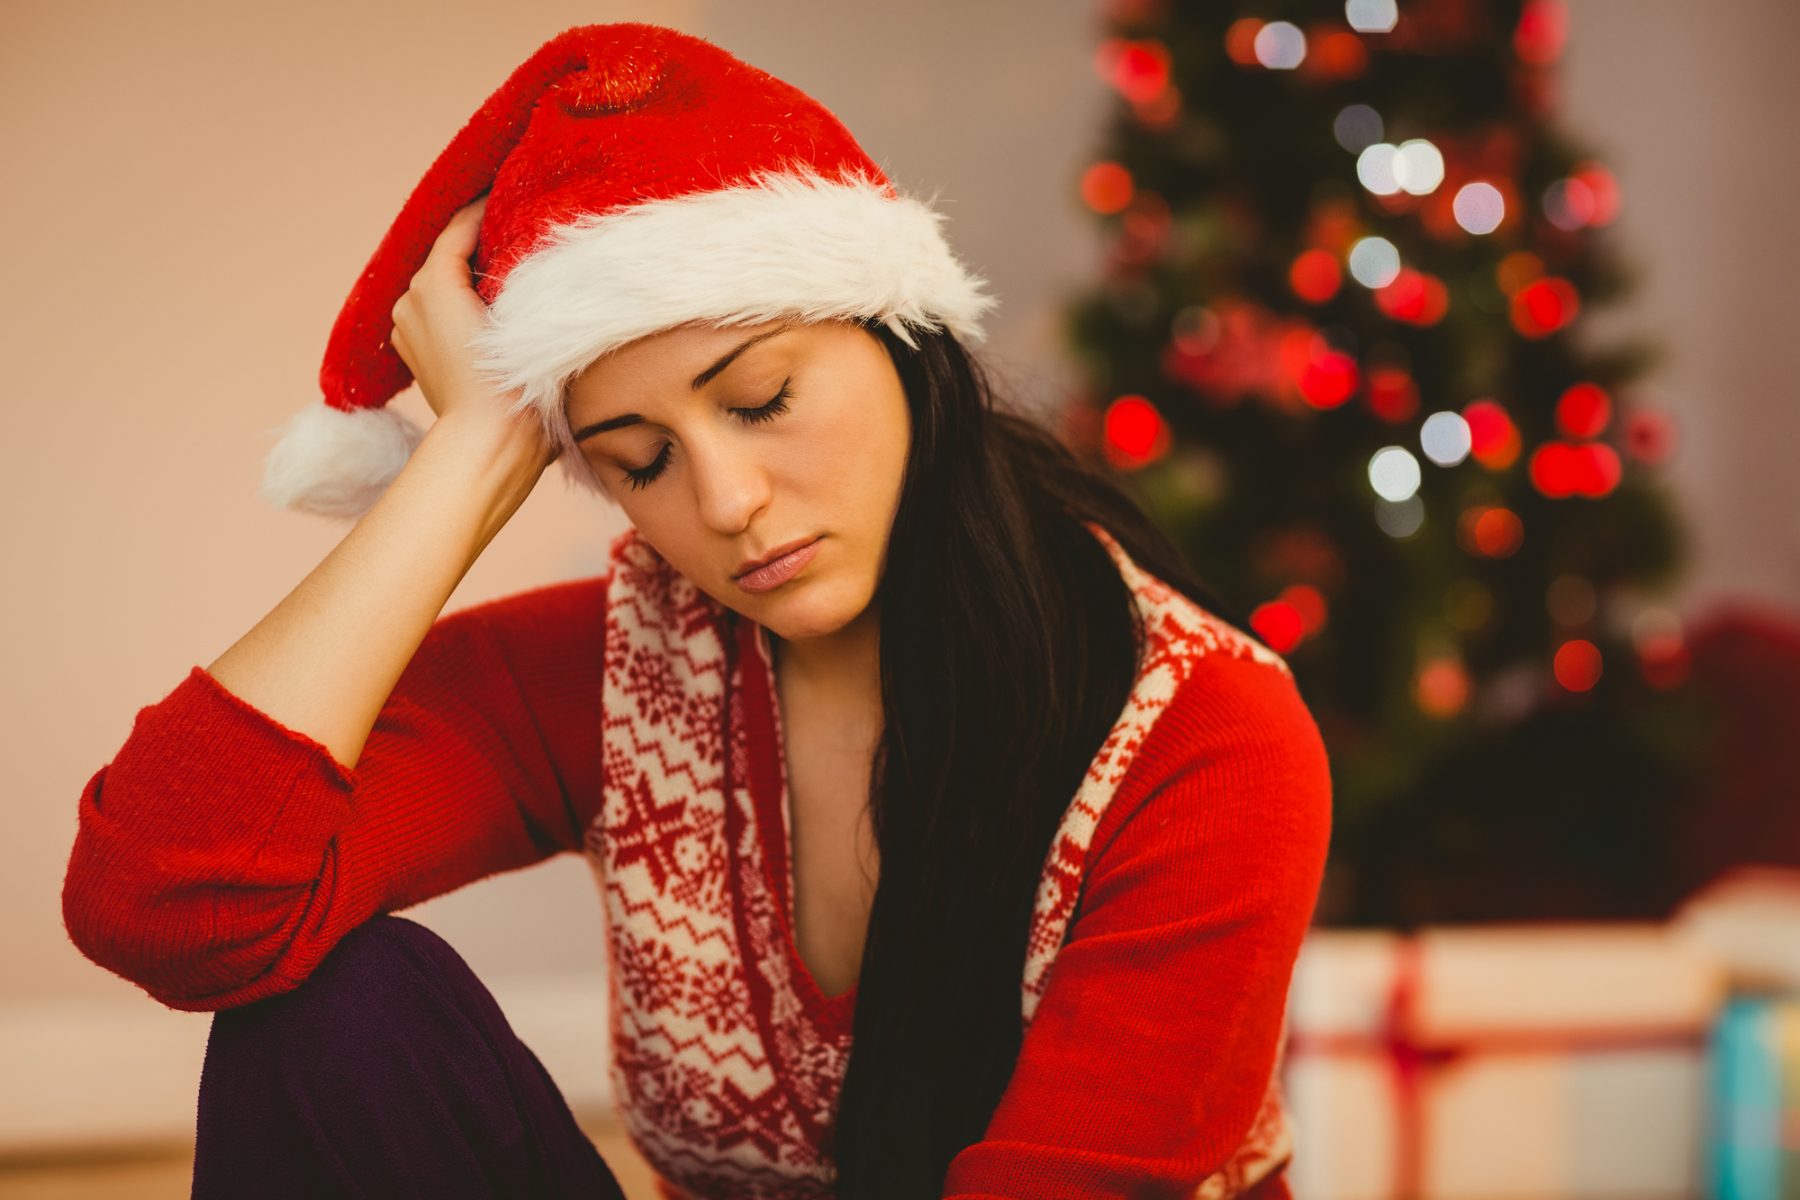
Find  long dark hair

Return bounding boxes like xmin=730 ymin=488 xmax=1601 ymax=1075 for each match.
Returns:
xmin=828 ymin=319 xmax=1261 ymax=1196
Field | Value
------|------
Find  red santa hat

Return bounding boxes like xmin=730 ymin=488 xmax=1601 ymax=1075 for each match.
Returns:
xmin=261 ymin=22 xmax=998 ymax=518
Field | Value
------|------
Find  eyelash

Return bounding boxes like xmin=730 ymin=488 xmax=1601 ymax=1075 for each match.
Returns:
xmin=621 ymin=379 xmax=794 ymax=491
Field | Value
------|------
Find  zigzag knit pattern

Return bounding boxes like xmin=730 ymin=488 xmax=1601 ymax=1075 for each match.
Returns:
xmin=588 ymin=521 xmax=1297 ymax=1198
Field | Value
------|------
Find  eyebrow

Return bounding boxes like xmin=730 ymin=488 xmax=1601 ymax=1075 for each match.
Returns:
xmin=571 ymin=323 xmax=795 ymax=443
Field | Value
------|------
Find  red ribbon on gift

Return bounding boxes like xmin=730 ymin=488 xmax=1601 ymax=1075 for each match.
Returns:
xmin=1283 ymin=933 xmax=1712 ymax=1199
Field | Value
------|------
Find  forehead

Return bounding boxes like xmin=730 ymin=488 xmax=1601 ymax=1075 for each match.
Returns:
xmin=570 ymin=318 xmax=798 ymax=401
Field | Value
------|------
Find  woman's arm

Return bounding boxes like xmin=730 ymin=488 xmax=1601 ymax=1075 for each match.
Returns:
xmin=208 ymin=197 xmax=553 ymax=770
xmin=60 ymin=198 xmax=582 ymax=1009
xmin=61 ymin=575 xmax=610 ymax=1012
xmin=941 ymin=651 xmax=1334 ymax=1200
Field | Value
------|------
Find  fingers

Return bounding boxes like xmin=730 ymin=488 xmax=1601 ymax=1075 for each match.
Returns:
xmin=419 ymin=195 xmax=488 ymax=281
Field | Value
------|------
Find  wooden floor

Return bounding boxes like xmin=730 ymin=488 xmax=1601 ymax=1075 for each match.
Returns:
xmin=0 ymin=1109 xmax=663 ymax=1199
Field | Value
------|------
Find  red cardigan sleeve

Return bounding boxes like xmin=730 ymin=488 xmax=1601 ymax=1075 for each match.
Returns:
xmin=60 ymin=575 xmax=610 ymax=1013
xmin=940 ymin=649 xmax=1334 ymax=1200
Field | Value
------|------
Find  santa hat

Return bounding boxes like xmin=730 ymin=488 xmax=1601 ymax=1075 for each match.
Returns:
xmin=262 ymin=22 xmax=998 ymax=518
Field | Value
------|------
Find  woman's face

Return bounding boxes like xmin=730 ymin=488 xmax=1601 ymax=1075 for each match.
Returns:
xmin=565 ymin=318 xmax=911 ymax=642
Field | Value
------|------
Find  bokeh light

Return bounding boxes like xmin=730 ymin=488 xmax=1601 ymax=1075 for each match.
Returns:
xmin=1552 ymin=638 xmax=1602 ymax=692
xmin=1420 ymin=411 xmax=1473 ymax=466
xmin=1510 ymin=276 xmax=1580 ymax=337
xmin=1102 ymin=394 xmax=1171 ymax=469
xmin=1464 ymin=399 xmax=1522 ymax=470
xmin=1416 ymin=656 xmax=1471 ymax=717
xmin=1334 ymin=103 xmax=1384 ymax=153
xmin=1281 ymin=583 xmax=1329 ymax=635
xmin=1528 ymin=441 xmax=1622 ymax=498
xmin=1555 ymin=382 xmax=1612 ymax=438
xmin=1453 ymin=182 xmax=1506 ymax=234
xmin=1298 ymin=345 xmax=1360 ymax=409
xmin=1366 ymin=366 xmax=1420 ymax=422
xmin=1357 ymin=143 xmax=1401 ymax=195
xmin=1250 ymin=599 xmax=1306 ymax=653
xmin=1254 ymin=21 xmax=1308 ymax=69
xmin=1289 ymin=249 xmax=1343 ymax=303
xmin=1369 ymin=445 xmax=1422 ymax=502
xmin=1345 ymin=0 xmax=1399 ymax=34
xmin=1460 ymin=505 xmax=1524 ymax=557
xmin=1081 ymin=161 xmax=1134 ymax=214
xmin=1395 ymin=139 xmax=1446 ymax=195
xmin=1348 ymin=236 xmax=1402 ymax=287
xmin=1375 ymin=496 xmax=1425 ymax=538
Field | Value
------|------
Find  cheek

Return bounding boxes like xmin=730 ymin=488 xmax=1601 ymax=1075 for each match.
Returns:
xmin=802 ymin=387 xmax=909 ymax=493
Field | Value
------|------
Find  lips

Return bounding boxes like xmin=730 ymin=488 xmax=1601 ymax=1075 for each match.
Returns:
xmin=734 ymin=535 xmax=820 ymax=580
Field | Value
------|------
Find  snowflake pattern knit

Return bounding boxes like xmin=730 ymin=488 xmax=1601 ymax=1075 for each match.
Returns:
xmin=593 ymin=521 xmax=1298 ymax=1198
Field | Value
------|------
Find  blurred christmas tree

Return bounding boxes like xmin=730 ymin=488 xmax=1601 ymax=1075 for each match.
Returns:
xmin=1060 ymin=0 xmax=1721 ymax=926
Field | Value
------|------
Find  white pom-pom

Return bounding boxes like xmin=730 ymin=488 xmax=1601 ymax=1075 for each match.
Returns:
xmin=259 ymin=402 xmax=427 ymax=519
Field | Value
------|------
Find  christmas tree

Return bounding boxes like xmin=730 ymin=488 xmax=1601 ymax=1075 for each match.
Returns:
xmin=1060 ymin=0 xmax=1718 ymax=926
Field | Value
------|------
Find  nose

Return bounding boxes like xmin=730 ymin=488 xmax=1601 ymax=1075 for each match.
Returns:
xmin=687 ymin=427 xmax=771 ymax=535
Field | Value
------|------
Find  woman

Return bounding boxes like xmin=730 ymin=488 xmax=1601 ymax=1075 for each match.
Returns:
xmin=60 ymin=22 xmax=1332 ymax=1200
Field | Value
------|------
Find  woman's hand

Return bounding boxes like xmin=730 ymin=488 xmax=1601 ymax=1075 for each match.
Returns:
xmin=389 ymin=196 xmax=557 ymax=467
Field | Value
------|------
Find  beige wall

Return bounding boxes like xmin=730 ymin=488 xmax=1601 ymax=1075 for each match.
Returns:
xmin=3 ymin=0 xmax=1796 ymax=1152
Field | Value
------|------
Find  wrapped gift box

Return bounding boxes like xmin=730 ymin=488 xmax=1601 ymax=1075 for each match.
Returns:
xmin=1708 ymin=995 xmax=1800 ymax=1199
xmin=1280 ymin=924 xmax=1727 ymax=1200
xmin=1672 ymin=865 xmax=1800 ymax=995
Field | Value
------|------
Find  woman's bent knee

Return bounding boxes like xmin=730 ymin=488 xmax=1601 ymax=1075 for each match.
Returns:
xmin=204 ymin=914 xmax=483 ymax=1082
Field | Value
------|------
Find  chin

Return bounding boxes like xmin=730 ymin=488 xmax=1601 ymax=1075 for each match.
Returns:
xmin=750 ymin=578 xmax=871 ymax=642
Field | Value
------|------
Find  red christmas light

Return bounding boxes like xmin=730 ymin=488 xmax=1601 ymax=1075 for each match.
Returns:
xmin=1365 ymin=366 xmax=1420 ymax=423
xmin=1529 ymin=441 xmax=1621 ymax=498
xmin=1555 ymin=382 xmax=1612 ymax=438
xmin=1297 ymin=347 xmax=1359 ymax=409
xmin=1303 ymin=30 xmax=1368 ymax=82
xmin=1374 ymin=268 xmax=1451 ymax=325
xmin=1131 ymin=85 xmax=1183 ymax=131
xmin=1509 ymin=276 xmax=1580 ymax=338
xmin=1102 ymin=394 xmax=1172 ymax=469
xmin=1224 ymin=19 xmax=1264 ymax=66
xmin=1513 ymin=0 xmax=1567 ymax=65
xmin=1624 ymin=408 xmax=1677 ymax=464
xmin=1552 ymin=638 xmax=1602 ymax=692
xmin=1464 ymin=399 xmax=1522 ymax=469
xmin=1250 ymin=600 xmax=1305 ymax=654
xmin=1279 ymin=583 xmax=1329 ymax=635
xmin=1572 ymin=161 xmax=1621 ymax=225
xmin=1461 ymin=505 xmax=1524 ymax=558
xmin=1100 ymin=39 xmax=1172 ymax=104
xmin=1416 ymin=657 xmax=1471 ymax=718
xmin=1081 ymin=161 xmax=1135 ymax=215
xmin=1289 ymin=249 xmax=1342 ymax=304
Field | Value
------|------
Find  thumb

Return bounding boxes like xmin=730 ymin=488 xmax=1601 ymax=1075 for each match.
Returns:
xmin=425 ymin=195 xmax=488 ymax=275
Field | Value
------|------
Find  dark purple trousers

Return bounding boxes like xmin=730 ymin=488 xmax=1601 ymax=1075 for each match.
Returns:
xmin=191 ymin=914 xmax=628 ymax=1200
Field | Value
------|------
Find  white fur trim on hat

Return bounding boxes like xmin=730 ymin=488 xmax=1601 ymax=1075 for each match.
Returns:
xmin=468 ymin=164 xmax=999 ymax=496
xmin=260 ymin=401 xmax=427 ymax=519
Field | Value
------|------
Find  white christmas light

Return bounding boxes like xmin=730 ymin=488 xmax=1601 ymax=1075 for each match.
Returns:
xmin=1420 ymin=411 xmax=1472 ymax=466
xmin=1348 ymin=236 xmax=1402 ymax=288
xmin=1369 ymin=445 xmax=1422 ymax=502
xmin=1346 ymin=0 xmax=1399 ymax=33
xmin=1454 ymin=182 xmax=1506 ymax=234
xmin=1334 ymin=104 xmax=1385 ymax=153
xmin=1254 ymin=21 xmax=1307 ymax=69
xmin=1357 ymin=143 xmax=1401 ymax=195
xmin=1395 ymin=139 xmax=1446 ymax=195
xmin=1543 ymin=178 xmax=1597 ymax=230
xmin=1375 ymin=495 xmax=1425 ymax=538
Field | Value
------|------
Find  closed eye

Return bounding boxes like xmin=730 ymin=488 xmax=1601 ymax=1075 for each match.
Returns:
xmin=620 ymin=379 xmax=794 ymax=491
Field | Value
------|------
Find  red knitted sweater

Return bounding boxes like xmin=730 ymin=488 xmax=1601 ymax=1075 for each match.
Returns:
xmin=62 ymin=524 xmax=1332 ymax=1199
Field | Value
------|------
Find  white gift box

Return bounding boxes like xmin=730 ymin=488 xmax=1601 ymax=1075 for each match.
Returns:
xmin=1280 ymin=924 xmax=1727 ymax=1200
xmin=1669 ymin=864 xmax=1800 ymax=994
